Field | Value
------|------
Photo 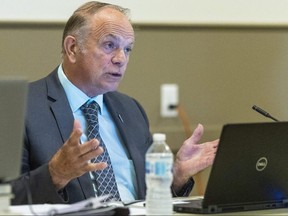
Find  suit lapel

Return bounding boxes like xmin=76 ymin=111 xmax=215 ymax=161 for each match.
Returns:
xmin=46 ymin=71 xmax=74 ymax=143
xmin=104 ymin=93 xmax=147 ymax=199
xmin=45 ymin=70 xmax=95 ymax=199
xmin=103 ymin=93 xmax=132 ymax=158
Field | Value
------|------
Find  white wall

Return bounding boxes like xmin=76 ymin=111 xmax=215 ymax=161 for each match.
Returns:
xmin=1 ymin=0 xmax=288 ymax=26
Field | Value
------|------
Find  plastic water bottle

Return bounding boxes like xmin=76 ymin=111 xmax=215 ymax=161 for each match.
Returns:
xmin=145 ymin=133 xmax=173 ymax=215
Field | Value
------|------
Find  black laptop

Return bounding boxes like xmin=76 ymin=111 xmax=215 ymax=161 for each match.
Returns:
xmin=0 ymin=79 xmax=27 ymax=182
xmin=174 ymin=122 xmax=288 ymax=214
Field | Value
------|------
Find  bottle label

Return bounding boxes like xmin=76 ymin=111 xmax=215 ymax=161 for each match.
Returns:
xmin=155 ymin=161 xmax=166 ymax=175
xmin=145 ymin=157 xmax=173 ymax=177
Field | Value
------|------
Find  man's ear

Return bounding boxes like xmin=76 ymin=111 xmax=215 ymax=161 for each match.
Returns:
xmin=63 ymin=36 xmax=78 ymax=63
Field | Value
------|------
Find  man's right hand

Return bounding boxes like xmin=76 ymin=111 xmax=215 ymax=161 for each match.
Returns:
xmin=48 ymin=120 xmax=107 ymax=190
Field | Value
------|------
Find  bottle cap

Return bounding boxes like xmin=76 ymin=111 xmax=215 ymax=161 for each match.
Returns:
xmin=153 ymin=133 xmax=166 ymax=141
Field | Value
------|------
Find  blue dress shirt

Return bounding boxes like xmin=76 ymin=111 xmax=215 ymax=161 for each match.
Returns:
xmin=57 ymin=65 xmax=137 ymax=202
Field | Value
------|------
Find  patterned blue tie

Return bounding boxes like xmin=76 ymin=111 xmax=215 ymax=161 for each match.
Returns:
xmin=80 ymin=100 xmax=121 ymax=202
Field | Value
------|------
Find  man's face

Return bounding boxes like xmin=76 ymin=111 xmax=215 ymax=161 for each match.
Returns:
xmin=72 ymin=8 xmax=135 ymax=97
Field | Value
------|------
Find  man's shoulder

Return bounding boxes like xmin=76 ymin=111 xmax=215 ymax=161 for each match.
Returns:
xmin=104 ymin=91 xmax=139 ymax=106
xmin=28 ymin=68 xmax=59 ymax=94
xmin=29 ymin=68 xmax=58 ymax=86
xmin=104 ymin=91 xmax=147 ymax=118
xmin=105 ymin=91 xmax=132 ymax=100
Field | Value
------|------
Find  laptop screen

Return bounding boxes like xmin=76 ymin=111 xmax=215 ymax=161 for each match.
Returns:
xmin=203 ymin=122 xmax=288 ymax=207
xmin=174 ymin=122 xmax=288 ymax=214
xmin=0 ymin=79 xmax=27 ymax=182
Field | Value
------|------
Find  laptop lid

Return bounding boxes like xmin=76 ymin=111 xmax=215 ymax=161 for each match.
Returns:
xmin=0 ymin=79 xmax=27 ymax=182
xmin=174 ymin=122 xmax=288 ymax=214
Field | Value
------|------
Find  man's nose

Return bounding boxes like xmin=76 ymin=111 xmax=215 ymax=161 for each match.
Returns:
xmin=112 ymin=49 xmax=127 ymax=66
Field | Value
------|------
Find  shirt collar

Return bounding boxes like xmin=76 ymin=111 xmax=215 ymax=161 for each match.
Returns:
xmin=57 ymin=65 xmax=104 ymax=114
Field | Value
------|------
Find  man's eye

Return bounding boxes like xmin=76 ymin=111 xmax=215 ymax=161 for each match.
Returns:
xmin=125 ymin=47 xmax=132 ymax=54
xmin=105 ymin=42 xmax=115 ymax=50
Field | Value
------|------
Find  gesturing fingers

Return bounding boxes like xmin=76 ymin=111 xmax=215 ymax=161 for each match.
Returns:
xmin=79 ymin=139 xmax=103 ymax=162
xmin=68 ymin=120 xmax=83 ymax=147
xmin=188 ymin=124 xmax=204 ymax=144
xmin=48 ymin=120 xmax=107 ymax=189
xmin=77 ymin=139 xmax=108 ymax=173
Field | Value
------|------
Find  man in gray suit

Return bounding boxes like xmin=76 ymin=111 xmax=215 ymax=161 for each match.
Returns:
xmin=11 ymin=1 xmax=218 ymax=205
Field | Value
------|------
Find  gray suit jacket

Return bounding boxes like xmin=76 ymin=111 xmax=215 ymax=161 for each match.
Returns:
xmin=11 ymin=68 xmax=153 ymax=204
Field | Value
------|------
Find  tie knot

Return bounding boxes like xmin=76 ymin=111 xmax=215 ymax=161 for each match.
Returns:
xmin=81 ymin=100 xmax=100 ymax=115
xmin=80 ymin=101 xmax=100 ymax=129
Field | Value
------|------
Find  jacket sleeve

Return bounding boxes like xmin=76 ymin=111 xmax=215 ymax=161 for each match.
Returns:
xmin=11 ymin=164 xmax=67 ymax=205
xmin=171 ymin=177 xmax=194 ymax=197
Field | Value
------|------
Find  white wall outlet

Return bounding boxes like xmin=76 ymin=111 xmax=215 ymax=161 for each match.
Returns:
xmin=160 ymin=84 xmax=179 ymax=117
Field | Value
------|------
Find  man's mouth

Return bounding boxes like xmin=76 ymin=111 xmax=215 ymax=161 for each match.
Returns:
xmin=108 ymin=72 xmax=122 ymax=77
